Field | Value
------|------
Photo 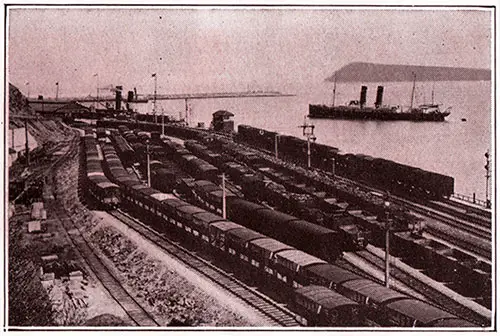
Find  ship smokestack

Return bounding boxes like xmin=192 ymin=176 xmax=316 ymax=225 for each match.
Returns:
xmin=375 ymin=86 xmax=384 ymax=108
xmin=115 ymin=86 xmax=123 ymax=110
xmin=127 ymin=91 xmax=134 ymax=102
xmin=360 ymin=86 xmax=367 ymax=108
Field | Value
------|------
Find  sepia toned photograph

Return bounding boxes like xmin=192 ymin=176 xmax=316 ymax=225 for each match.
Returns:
xmin=5 ymin=5 xmax=494 ymax=331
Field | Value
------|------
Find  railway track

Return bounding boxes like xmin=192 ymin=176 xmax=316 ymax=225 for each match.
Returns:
xmin=45 ymin=130 xmax=160 ymax=327
xmin=390 ymin=196 xmax=491 ymax=241
xmin=109 ymin=210 xmax=302 ymax=327
xmin=343 ymin=246 xmax=491 ymax=327
xmin=430 ymin=199 xmax=491 ymax=227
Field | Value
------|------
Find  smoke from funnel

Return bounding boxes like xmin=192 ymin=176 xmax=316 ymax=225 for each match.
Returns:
xmin=360 ymin=86 xmax=367 ymax=108
xmin=375 ymin=86 xmax=384 ymax=108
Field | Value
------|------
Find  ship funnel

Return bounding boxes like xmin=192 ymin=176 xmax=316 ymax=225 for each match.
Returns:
xmin=115 ymin=86 xmax=123 ymax=110
xmin=375 ymin=86 xmax=384 ymax=108
xmin=360 ymin=86 xmax=368 ymax=108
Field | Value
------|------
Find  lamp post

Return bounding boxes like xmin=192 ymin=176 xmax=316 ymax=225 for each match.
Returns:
xmin=384 ymin=201 xmax=392 ymax=288
xmin=485 ymin=151 xmax=491 ymax=208
xmin=146 ymin=140 xmax=151 ymax=187
xmin=26 ymin=82 xmax=30 ymax=99
xmin=299 ymin=116 xmax=316 ymax=168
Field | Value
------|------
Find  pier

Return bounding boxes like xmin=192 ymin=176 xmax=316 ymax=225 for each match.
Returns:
xmin=28 ymin=91 xmax=295 ymax=104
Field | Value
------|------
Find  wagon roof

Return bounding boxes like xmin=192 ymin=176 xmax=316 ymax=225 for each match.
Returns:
xmin=249 ymin=238 xmax=293 ymax=253
xmin=194 ymin=180 xmax=215 ymax=187
xmin=227 ymin=198 xmax=266 ymax=212
xmin=256 ymin=208 xmax=296 ymax=224
xmin=296 ymin=286 xmax=358 ymax=309
xmin=192 ymin=211 xmax=224 ymax=223
xmin=275 ymin=250 xmax=326 ymax=267
xmin=227 ymin=227 xmax=266 ymax=243
xmin=287 ymin=219 xmax=334 ymax=235
xmin=162 ymin=198 xmax=190 ymax=208
xmin=342 ymin=279 xmax=408 ymax=304
xmin=176 ymin=205 xmax=206 ymax=216
xmin=385 ymin=299 xmax=456 ymax=324
xmin=305 ymin=263 xmax=362 ymax=284
xmin=209 ymin=189 xmax=235 ymax=198
xmin=97 ymin=182 xmax=118 ymax=189
xmin=150 ymin=193 xmax=177 ymax=202
xmin=210 ymin=221 xmax=243 ymax=232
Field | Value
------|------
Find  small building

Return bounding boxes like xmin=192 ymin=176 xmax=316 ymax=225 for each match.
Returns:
xmin=212 ymin=110 xmax=234 ymax=133
xmin=53 ymin=101 xmax=91 ymax=119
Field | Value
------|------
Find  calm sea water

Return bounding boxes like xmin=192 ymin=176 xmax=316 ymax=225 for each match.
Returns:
xmin=132 ymin=81 xmax=492 ymax=200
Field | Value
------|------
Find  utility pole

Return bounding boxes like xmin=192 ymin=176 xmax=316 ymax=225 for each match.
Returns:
xmin=162 ymin=110 xmax=165 ymax=136
xmin=24 ymin=119 xmax=30 ymax=166
xmin=222 ymin=173 xmax=227 ymax=219
xmin=384 ymin=201 xmax=391 ymax=288
xmin=152 ymin=73 xmax=157 ymax=123
xmin=185 ymin=98 xmax=189 ymax=126
xmin=485 ymin=151 xmax=491 ymax=208
xmin=299 ymin=116 xmax=316 ymax=168
xmin=26 ymin=82 xmax=30 ymax=99
xmin=94 ymin=73 xmax=99 ymax=108
xmin=55 ymin=82 xmax=59 ymax=100
xmin=146 ymin=140 xmax=151 ymax=187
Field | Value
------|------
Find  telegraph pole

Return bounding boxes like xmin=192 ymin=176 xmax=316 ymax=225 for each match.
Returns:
xmin=55 ymin=82 xmax=59 ymax=100
xmin=162 ymin=110 xmax=165 ymax=136
xmin=299 ymin=116 xmax=316 ymax=168
xmin=185 ymin=99 xmax=189 ymax=126
xmin=485 ymin=151 xmax=491 ymax=208
xmin=152 ymin=73 xmax=157 ymax=123
xmin=24 ymin=119 xmax=30 ymax=166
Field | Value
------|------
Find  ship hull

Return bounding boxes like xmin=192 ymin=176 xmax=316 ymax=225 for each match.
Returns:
xmin=309 ymin=105 xmax=449 ymax=121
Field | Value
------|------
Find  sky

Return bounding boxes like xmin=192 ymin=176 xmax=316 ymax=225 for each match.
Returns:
xmin=7 ymin=7 xmax=493 ymax=98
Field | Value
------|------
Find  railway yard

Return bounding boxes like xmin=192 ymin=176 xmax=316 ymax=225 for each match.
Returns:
xmin=8 ymin=111 xmax=493 ymax=328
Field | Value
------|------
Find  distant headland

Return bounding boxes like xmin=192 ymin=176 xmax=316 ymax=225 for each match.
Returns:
xmin=326 ymin=62 xmax=491 ymax=82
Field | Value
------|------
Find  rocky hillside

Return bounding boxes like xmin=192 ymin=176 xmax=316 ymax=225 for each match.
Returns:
xmin=9 ymin=83 xmax=33 ymax=116
xmin=9 ymin=83 xmax=70 ymax=144
xmin=326 ymin=62 xmax=491 ymax=82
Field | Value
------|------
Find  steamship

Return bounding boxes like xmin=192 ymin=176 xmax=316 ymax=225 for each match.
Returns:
xmin=309 ymin=85 xmax=451 ymax=122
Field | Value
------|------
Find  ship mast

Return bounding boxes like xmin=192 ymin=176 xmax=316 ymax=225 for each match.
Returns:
xmin=332 ymin=74 xmax=337 ymax=107
xmin=431 ymin=81 xmax=435 ymax=105
xmin=410 ymin=72 xmax=416 ymax=110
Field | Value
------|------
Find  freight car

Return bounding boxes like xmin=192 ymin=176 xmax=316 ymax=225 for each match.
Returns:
xmin=97 ymin=144 xmax=476 ymax=327
xmin=81 ymin=135 xmax=120 ymax=208
xmin=91 ymin=129 xmax=478 ymax=328
xmin=237 ymin=124 xmax=454 ymax=200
